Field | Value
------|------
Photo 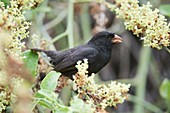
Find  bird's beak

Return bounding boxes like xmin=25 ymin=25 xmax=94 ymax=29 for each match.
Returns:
xmin=112 ymin=35 xmax=123 ymax=43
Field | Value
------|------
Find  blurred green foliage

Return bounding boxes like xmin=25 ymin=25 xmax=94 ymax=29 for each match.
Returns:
xmin=160 ymin=79 xmax=170 ymax=101
xmin=159 ymin=4 xmax=170 ymax=17
xmin=40 ymin=71 xmax=60 ymax=90
xmin=1 ymin=0 xmax=10 ymax=6
xmin=34 ymin=71 xmax=94 ymax=113
xmin=22 ymin=50 xmax=39 ymax=77
xmin=0 ymin=0 xmax=170 ymax=113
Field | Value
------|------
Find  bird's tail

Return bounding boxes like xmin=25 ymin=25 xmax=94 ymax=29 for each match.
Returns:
xmin=31 ymin=48 xmax=52 ymax=66
xmin=31 ymin=48 xmax=58 ymax=59
xmin=31 ymin=48 xmax=45 ymax=52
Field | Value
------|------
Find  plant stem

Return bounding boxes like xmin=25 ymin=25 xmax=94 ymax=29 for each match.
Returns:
xmin=51 ymin=31 xmax=68 ymax=44
xmin=66 ymin=0 xmax=74 ymax=48
xmin=51 ymin=0 xmax=74 ymax=48
xmin=134 ymin=47 xmax=151 ymax=113
xmin=45 ymin=9 xmax=67 ymax=30
xmin=80 ymin=4 xmax=92 ymax=43
xmin=35 ymin=0 xmax=56 ymax=50
xmin=129 ymin=95 xmax=164 ymax=113
xmin=165 ymin=47 xmax=170 ymax=53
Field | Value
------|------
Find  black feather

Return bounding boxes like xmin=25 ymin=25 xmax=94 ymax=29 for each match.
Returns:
xmin=31 ymin=31 xmax=121 ymax=79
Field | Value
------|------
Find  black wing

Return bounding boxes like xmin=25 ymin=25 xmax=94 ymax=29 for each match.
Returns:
xmin=54 ymin=46 xmax=98 ymax=72
xmin=31 ymin=49 xmax=66 ymax=66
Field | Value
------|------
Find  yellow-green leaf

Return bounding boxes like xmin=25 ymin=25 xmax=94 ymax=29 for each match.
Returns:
xmin=159 ymin=5 xmax=170 ymax=17
xmin=159 ymin=78 xmax=170 ymax=101
xmin=40 ymin=71 xmax=61 ymax=90
xmin=22 ymin=50 xmax=38 ymax=77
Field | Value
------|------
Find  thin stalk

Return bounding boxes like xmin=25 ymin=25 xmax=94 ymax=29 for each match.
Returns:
xmin=36 ymin=15 xmax=56 ymax=50
xmin=51 ymin=31 xmax=68 ymax=44
xmin=51 ymin=0 xmax=74 ymax=48
xmin=150 ymin=57 xmax=161 ymax=87
xmin=129 ymin=95 xmax=164 ymax=113
xmin=45 ymin=10 xmax=67 ymax=30
xmin=80 ymin=4 xmax=92 ymax=43
xmin=134 ymin=47 xmax=151 ymax=113
xmin=66 ymin=0 xmax=74 ymax=48
xmin=35 ymin=0 xmax=56 ymax=50
xmin=165 ymin=47 xmax=170 ymax=53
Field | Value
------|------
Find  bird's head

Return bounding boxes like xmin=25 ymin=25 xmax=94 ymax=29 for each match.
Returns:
xmin=88 ymin=31 xmax=123 ymax=46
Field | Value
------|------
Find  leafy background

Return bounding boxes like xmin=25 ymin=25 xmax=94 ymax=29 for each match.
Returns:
xmin=0 ymin=0 xmax=170 ymax=113
xmin=28 ymin=0 xmax=170 ymax=112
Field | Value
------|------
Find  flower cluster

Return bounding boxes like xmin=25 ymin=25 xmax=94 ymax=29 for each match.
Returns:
xmin=0 ymin=1 xmax=30 ymax=58
xmin=73 ymin=59 xmax=131 ymax=112
xmin=16 ymin=0 xmax=43 ymax=10
xmin=0 ymin=1 xmax=43 ymax=112
xmin=0 ymin=91 xmax=9 ymax=112
xmin=0 ymin=0 xmax=43 ymax=59
xmin=113 ymin=0 xmax=170 ymax=49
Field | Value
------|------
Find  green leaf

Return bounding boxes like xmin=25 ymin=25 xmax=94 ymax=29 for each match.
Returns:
xmin=38 ymin=98 xmax=55 ymax=110
xmin=70 ymin=96 xmax=84 ymax=111
xmin=159 ymin=4 xmax=170 ymax=17
xmin=70 ymin=96 xmax=94 ymax=113
xmin=55 ymin=107 xmax=71 ymax=113
xmin=159 ymin=78 xmax=170 ymax=101
xmin=22 ymin=50 xmax=38 ymax=77
xmin=35 ymin=89 xmax=58 ymax=109
xmin=40 ymin=71 xmax=61 ymax=90
xmin=1 ymin=0 xmax=10 ymax=6
xmin=35 ymin=89 xmax=58 ymax=101
xmin=5 ymin=106 xmax=13 ymax=113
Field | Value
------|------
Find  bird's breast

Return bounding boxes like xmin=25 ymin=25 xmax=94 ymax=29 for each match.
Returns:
xmin=88 ymin=50 xmax=111 ymax=73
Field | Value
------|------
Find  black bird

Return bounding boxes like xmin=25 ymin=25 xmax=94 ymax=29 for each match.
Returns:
xmin=32 ymin=31 xmax=122 ymax=79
